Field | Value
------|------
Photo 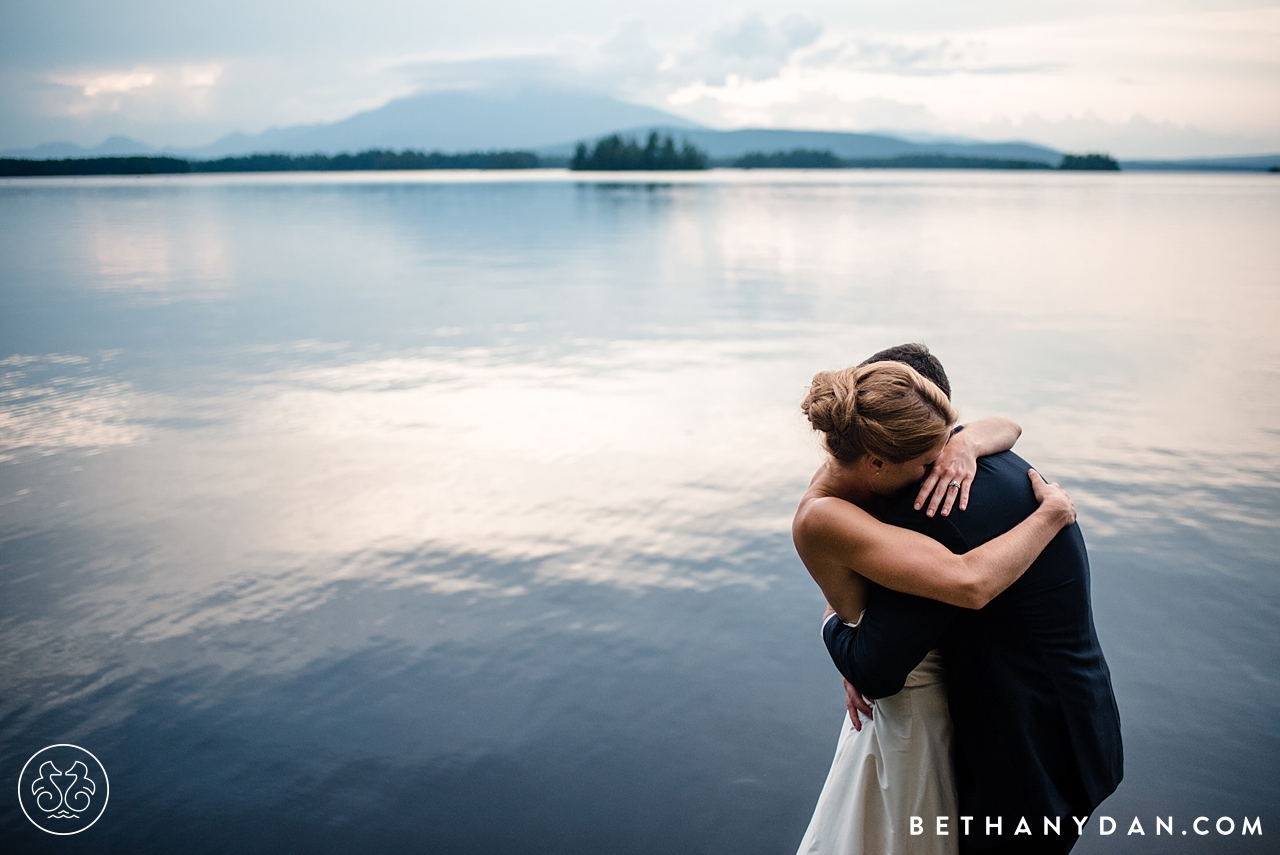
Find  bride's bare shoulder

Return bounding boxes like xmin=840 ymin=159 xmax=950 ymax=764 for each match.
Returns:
xmin=793 ymin=492 xmax=874 ymax=543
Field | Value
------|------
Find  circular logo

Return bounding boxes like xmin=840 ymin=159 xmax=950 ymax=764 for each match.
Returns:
xmin=17 ymin=744 xmax=109 ymax=835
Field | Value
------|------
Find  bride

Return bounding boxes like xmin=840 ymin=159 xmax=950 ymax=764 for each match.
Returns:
xmin=790 ymin=354 xmax=1076 ymax=855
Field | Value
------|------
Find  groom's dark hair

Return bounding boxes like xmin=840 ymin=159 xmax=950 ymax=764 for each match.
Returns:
xmin=860 ymin=343 xmax=951 ymax=400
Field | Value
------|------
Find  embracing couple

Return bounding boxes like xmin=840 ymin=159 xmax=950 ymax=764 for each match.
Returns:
xmin=791 ymin=344 xmax=1123 ymax=855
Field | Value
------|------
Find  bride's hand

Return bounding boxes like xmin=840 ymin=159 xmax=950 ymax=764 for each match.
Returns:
xmin=844 ymin=678 xmax=873 ymax=730
xmin=915 ymin=430 xmax=977 ymax=517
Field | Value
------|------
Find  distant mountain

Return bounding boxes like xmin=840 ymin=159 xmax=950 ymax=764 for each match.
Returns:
xmin=540 ymin=127 xmax=1064 ymax=165
xmin=2 ymin=135 xmax=156 ymax=159
xmin=865 ymin=130 xmax=989 ymax=146
xmin=174 ymin=90 xmax=704 ymax=159
xmin=8 ymin=88 xmax=1274 ymax=170
xmin=1120 ymin=154 xmax=1280 ymax=172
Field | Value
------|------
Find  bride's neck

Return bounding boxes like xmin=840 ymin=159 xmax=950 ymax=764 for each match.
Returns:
xmin=815 ymin=458 xmax=875 ymax=508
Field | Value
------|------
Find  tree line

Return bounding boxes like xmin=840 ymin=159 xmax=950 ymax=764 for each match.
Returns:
xmin=0 ymin=149 xmax=542 ymax=177
xmin=0 ymin=146 xmax=1125 ymax=177
xmin=197 ymin=150 xmax=541 ymax=172
xmin=731 ymin=149 xmax=1123 ymax=170
xmin=0 ymin=156 xmax=194 ymax=176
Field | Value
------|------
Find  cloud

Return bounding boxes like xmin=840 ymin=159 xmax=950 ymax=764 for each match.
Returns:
xmin=652 ymin=6 xmax=1280 ymax=155
xmin=660 ymin=12 xmax=824 ymax=87
xmin=972 ymin=113 xmax=1280 ymax=159
xmin=665 ymin=77 xmax=946 ymax=134
xmin=181 ymin=65 xmax=222 ymax=88
xmin=707 ymin=12 xmax=822 ymax=64
xmin=821 ymin=37 xmax=1065 ymax=77
xmin=353 ymin=7 xmax=1280 ymax=156
xmin=3 ymin=4 xmax=1277 ymax=157
xmin=43 ymin=63 xmax=223 ymax=117
xmin=50 ymin=69 xmax=157 ymax=97
xmin=392 ymin=54 xmax=578 ymax=95
xmin=388 ymin=13 xmax=828 ymax=102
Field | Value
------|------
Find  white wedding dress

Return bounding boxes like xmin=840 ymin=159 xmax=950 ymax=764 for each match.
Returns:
xmin=796 ymin=627 xmax=958 ymax=855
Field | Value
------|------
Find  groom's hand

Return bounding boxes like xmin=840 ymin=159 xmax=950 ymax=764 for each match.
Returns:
xmin=844 ymin=678 xmax=874 ymax=730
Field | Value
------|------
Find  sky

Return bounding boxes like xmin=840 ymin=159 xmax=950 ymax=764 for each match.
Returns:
xmin=2 ymin=0 xmax=1278 ymax=157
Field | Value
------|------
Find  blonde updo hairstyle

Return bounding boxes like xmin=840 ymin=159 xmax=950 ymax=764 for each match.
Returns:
xmin=802 ymin=361 xmax=958 ymax=464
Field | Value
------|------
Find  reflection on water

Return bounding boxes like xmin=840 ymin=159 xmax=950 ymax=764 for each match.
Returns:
xmin=1 ymin=172 xmax=1277 ymax=853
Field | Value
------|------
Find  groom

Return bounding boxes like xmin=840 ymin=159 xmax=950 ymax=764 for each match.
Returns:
xmin=824 ymin=344 xmax=1122 ymax=855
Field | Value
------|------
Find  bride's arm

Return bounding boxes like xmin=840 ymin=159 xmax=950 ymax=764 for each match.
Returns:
xmin=795 ymin=470 xmax=1074 ymax=610
xmin=915 ymin=416 xmax=1021 ymax=517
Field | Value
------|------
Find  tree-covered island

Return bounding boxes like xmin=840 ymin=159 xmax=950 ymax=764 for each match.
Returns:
xmin=570 ymin=132 xmax=707 ymax=170
xmin=1058 ymin=153 xmax=1121 ymax=170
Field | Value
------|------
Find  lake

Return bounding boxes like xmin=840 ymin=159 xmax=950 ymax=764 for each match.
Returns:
xmin=1 ymin=170 xmax=1277 ymax=853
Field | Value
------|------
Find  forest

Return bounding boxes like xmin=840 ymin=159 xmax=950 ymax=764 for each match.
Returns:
xmin=0 ymin=149 xmax=542 ymax=176
xmin=731 ymin=150 xmax=1124 ymax=170
xmin=0 ymin=146 xmax=1127 ymax=177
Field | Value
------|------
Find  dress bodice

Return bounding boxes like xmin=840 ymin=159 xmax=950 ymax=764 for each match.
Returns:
xmin=903 ymin=648 xmax=946 ymax=689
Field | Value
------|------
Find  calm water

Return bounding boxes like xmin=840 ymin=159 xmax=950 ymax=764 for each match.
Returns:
xmin=1 ymin=170 xmax=1277 ymax=853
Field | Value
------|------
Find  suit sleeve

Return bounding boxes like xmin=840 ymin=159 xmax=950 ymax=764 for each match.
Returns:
xmin=822 ymin=503 xmax=968 ymax=699
xmin=824 ymin=587 xmax=959 ymax=698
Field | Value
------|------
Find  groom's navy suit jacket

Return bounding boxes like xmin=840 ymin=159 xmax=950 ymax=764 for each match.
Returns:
xmin=824 ymin=451 xmax=1122 ymax=848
